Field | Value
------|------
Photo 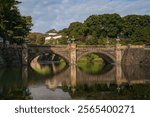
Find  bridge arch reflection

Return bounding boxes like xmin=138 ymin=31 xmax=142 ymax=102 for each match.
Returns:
xmin=30 ymin=54 xmax=68 ymax=76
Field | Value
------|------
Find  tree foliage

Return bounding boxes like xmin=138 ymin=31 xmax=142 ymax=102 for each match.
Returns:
xmin=46 ymin=29 xmax=57 ymax=33
xmin=27 ymin=32 xmax=45 ymax=45
xmin=59 ymin=13 xmax=150 ymax=45
xmin=0 ymin=0 xmax=33 ymax=44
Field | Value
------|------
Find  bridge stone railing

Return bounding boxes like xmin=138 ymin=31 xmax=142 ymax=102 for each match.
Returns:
xmin=27 ymin=44 xmax=68 ymax=48
xmin=77 ymin=45 xmax=115 ymax=48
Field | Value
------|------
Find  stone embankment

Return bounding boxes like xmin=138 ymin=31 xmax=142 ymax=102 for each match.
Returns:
xmin=122 ymin=45 xmax=150 ymax=66
xmin=0 ymin=45 xmax=22 ymax=67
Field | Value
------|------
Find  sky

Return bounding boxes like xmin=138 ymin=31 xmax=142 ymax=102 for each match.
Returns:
xmin=19 ymin=0 xmax=150 ymax=33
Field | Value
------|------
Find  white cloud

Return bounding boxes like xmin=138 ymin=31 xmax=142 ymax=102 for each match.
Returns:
xmin=19 ymin=0 xmax=150 ymax=33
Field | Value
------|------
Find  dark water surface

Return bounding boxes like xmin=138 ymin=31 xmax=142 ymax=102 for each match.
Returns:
xmin=0 ymin=62 xmax=150 ymax=100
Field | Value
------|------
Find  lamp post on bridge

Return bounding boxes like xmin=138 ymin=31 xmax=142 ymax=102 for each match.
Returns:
xmin=67 ymin=38 xmax=71 ymax=44
xmin=67 ymin=36 xmax=75 ymax=44
xmin=67 ymin=36 xmax=77 ymax=65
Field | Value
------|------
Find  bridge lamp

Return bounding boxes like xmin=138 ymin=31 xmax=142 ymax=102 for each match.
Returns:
xmin=71 ymin=36 xmax=75 ymax=43
xmin=67 ymin=39 xmax=71 ymax=44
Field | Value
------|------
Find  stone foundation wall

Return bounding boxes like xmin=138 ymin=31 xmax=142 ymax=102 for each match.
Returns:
xmin=0 ymin=50 xmax=5 ymax=67
xmin=122 ymin=47 xmax=150 ymax=66
xmin=0 ymin=46 xmax=22 ymax=67
xmin=141 ymin=49 xmax=150 ymax=66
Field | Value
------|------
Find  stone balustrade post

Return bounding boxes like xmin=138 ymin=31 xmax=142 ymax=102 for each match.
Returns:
xmin=115 ymin=43 xmax=123 ymax=85
xmin=70 ymin=44 xmax=77 ymax=91
xmin=115 ymin=43 xmax=122 ymax=64
xmin=70 ymin=43 xmax=77 ymax=65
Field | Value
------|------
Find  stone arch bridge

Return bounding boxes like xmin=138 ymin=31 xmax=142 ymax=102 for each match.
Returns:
xmin=22 ymin=44 xmax=126 ymax=65
xmin=21 ymin=44 xmax=149 ymax=87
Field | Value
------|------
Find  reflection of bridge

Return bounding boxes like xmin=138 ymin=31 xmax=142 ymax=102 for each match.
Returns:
xmin=30 ymin=64 xmax=150 ymax=90
xmin=27 ymin=59 xmax=150 ymax=90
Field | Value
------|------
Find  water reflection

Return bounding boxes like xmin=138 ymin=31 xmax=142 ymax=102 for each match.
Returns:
xmin=30 ymin=56 xmax=67 ymax=76
xmin=123 ymin=65 xmax=150 ymax=82
xmin=0 ymin=68 xmax=31 ymax=99
xmin=0 ymin=63 xmax=150 ymax=100
xmin=77 ymin=54 xmax=106 ymax=75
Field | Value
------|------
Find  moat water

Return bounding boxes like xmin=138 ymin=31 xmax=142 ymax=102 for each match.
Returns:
xmin=0 ymin=61 xmax=150 ymax=100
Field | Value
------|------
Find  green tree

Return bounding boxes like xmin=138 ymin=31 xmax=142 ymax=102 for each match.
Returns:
xmin=68 ymin=22 xmax=86 ymax=40
xmin=27 ymin=32 xmax=45 ymax=44
xmin=46 ymin=29 xmax=57 ymax=33
xmin=84 ymin=13 xmax=122 ymax=38
xmin=85 ymin=35 xmax=98 ymax=45
xmin=122 ymin=15 xmax=150 ymax=38
xmin=59 ymin=28 xmax=69 ymax=36
xmin=58 ymin=37 xmax=68 ymax=44
xmin=130 ymin=26 xmax=150 ymax=44
xmin=27 ymin=32 xmax=37 ymax=44
xmin=36 ymin=36 xmax=45 ymax=45
xmin=0 ymin=0 xmax=32 ymax=44
xmin=58 ymin=13 xmax=150 ymax=45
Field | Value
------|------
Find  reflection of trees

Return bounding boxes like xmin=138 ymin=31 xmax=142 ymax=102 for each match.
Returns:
xmin=64 ymin=83 xmax=150 ymax=100
xmin=30 ymin=56 xmax=52 ymax=75
xmin=77 ymin=62 xmax=104 ymax=74
xmin=77 ymin=65 xmax=115 ymax=86
xmin=0 ymin=69 xmax=5 ymax=78
xmin=28 ymin=62 xmax=69 ymax=86
xmin=30 ymin=55 xmax=68 ymax=76
xmin=77 ymin=54 xmax=106 ymax=75
xmin=78 ymin=62 xmax=114 ymax=75
xmin=27 ymin=67 xmax=53 ymax=85
xmin=77 ymin=54 xmax=113 ymax=75
xmin=0 ymin=68 xmax=31 ymax=99
xmin=127 ymin=84 xmax=150 ymax=99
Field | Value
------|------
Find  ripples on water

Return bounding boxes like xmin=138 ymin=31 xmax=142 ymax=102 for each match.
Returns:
xmin=0 ymin=61 xmax=150 ymax=100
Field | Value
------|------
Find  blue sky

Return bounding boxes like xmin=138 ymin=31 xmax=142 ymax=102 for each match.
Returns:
xmin=19 ymin=0 xmax=150 ymax=33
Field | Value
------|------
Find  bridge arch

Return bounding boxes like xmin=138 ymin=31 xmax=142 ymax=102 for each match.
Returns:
xmin=27 ymin=45 xmax=71 ymax=65
xmin=29 ymin=51 xmax=70 ymax=65
xmin=50 ymin=50 xmax=70 ymax=64
xmin=77 ymin=51 xmax=115 ymax=64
